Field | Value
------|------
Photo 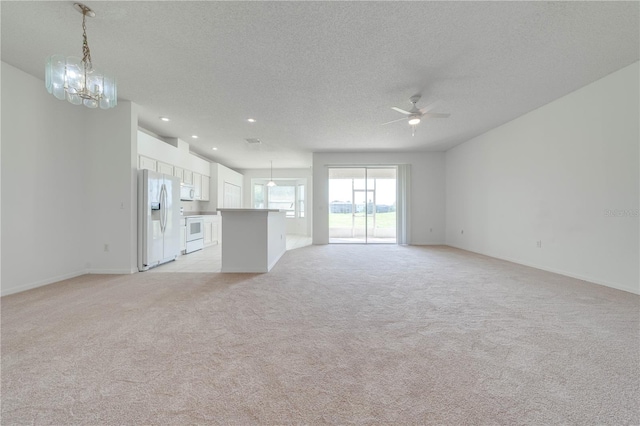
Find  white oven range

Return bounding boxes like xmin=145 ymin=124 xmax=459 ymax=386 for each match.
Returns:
xmin=185 ymin=216 xmax=205 ymax=253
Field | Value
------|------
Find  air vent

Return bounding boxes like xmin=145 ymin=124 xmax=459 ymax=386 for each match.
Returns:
xmin=245 ymin=138 xmax=261 ymax=144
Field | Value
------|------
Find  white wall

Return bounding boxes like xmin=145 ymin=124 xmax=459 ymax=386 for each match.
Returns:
xmin=85 ymin=102 xmax=138 ymax=274
xmin=312 ymin=152 xmax=446 ymax=245
xmin=240 ymin=168 xmax=313 ymax=236
xmin=1 ymin=62 xmax=140 ymax=295
xmin=1 ymin=62 xmax=88 ymax=295
xmin=446 ymin=62 xmax=639 ymax=294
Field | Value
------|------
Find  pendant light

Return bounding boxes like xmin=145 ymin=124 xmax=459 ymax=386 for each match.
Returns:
xmin=267 ymin=161 xmax=277 ymax=187
xmin=45 ymin=3 xmax=117 ymax=109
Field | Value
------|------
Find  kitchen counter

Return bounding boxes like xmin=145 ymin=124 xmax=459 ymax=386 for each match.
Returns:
xmin=217 ymin=209 xmax=283 ymax=213
xmin=182 ymin=211 xmax=219 ymax=217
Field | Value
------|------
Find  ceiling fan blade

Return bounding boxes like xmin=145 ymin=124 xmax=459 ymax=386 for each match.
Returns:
xmin=391 ymin=107 xmax=412 ymax=115
xmin=418 ymin=100 xmax=440 ymax=114
xmin=381 ymin=117 xmax=409 ymax=125
xmin=422 ymin=112 xmax=450 ymax=118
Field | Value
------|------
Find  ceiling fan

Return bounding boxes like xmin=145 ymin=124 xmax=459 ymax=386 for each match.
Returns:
xmin=382 ymin=95 xmax=450 ymax=136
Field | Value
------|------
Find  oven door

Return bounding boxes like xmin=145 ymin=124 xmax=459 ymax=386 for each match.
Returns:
xmin=186 ymin=217 xmax=204 ymax=242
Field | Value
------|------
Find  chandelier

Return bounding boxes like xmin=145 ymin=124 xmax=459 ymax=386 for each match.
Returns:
xmin=45 ymin=3 xmax=117 ymax=109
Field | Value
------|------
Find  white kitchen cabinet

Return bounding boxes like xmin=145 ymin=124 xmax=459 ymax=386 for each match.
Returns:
xmin=204 ymin=221 xmax=212 ymax=246
xmin=203 ymin=215 xmax=220 ymax=246
xmin=212 ymin=215 xmax=219 ymax=243
xmin=193 ymin=172 xmax=202 ymax=200
xmin=201 ymin=175 xmax=210 ymax=201
xmin=139 ymin=155 xmax=157 ymax=171
xmin=183 ymin=169 xmax=193 ymax=185
xmin=174 ymin=166 xmax=184 ymax=183
xmin=157 ymin=161 xmax=174 ymax=176
xmin=180 ymin=218 xmax=186 ymax=253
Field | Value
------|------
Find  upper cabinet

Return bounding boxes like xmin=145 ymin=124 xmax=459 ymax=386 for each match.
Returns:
xmin=138 ymin=154 xmax=209 ymax=199
xmin=201 ymin=175 xmax=210 ymax=201
xmin=192 ymin=173 xmax=210 ymax=201
xmin=183 ymin=169 xmax=193 ymax=185
xmin=138 ymin=131 xmax=236 ymax=207
xmin=138 ymin=130 xmax=210 ymax=175
xmin=173 ymin=166 xmax=184 ymax=183
xmin=157 ymin=161 xmax=174 ymax=176
xmin=139 ymin=155 xmax=157 ymax=171
xmin=193 ymin=173 xmax=202 ymax=200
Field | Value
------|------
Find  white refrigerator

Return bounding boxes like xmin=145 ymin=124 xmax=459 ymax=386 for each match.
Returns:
xmin=138 ymin=169 xmax=181 ymax=271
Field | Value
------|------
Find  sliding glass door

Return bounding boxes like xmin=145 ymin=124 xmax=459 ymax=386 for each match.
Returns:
xmin=328 ymin=167 xmax=397 ymax=244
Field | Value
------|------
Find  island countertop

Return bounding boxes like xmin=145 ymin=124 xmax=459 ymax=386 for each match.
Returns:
xmin=217 ymin=209 xmax=285 ymax=213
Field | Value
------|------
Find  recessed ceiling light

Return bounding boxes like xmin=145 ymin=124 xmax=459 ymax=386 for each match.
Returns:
xmin=159 ymin=116 xmax=170 ymax=122
xmin=212 ymin=147 xmax=218 ymax=151
xmin=191 ymin=135 xmax=198 ymax=139
xmin=247 ymin=118 xmax=256 ymax=123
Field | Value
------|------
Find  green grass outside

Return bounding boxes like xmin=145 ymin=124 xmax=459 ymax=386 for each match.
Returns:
xmin=329 ymin=212 xmax=396 ymax=229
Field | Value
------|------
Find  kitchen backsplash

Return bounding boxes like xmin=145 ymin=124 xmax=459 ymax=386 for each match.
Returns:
xmin=180 ymin=200 xmax=206 ymax=213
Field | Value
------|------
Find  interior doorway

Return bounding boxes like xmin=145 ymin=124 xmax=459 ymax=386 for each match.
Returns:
xmin=328 ymin=167 xmax=397 ymax=244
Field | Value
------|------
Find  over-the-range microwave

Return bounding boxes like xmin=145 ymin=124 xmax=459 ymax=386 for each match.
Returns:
xmin=180 ymin=183 xmax=195 ymax=201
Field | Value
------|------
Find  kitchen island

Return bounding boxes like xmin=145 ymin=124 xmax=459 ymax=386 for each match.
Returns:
xmin=218 ymin=209 xmax=287 ymax=272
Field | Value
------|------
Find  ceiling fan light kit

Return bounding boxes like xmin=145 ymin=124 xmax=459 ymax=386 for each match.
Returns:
xmin=45 ymin=3 xmax=117 ymax=109
xmin=383 ymin=94 xmax=449 ymax=135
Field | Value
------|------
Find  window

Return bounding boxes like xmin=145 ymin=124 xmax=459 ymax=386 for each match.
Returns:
xmin=254 ymin=183 xmax=265 ymax=209
xmin=297 ymin=184 xmax=305 ymax=218
xmin=328 ymin=167 xmax=396 ymax=244
xmin=252 ymin=179 xmax=307 ymax=219
xmin=268 ymin=185 xmax=295 ymax=218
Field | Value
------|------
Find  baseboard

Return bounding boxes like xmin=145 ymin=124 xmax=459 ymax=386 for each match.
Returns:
xmin=1 ymin=270 xmax=87 ymax=297
xmin=445 ymin=244 xmax=640 ymax=295
xmin=2 ymin=267 xmax=141 ymax=296
xmin=87 ymin=269 xmax=135 ymax=275
xmin=267 ymin=250 xmax=286 ymax=272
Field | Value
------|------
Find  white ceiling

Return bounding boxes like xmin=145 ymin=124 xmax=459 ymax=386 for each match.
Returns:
xmin=2 ymin=1 xmax=638 ymax=170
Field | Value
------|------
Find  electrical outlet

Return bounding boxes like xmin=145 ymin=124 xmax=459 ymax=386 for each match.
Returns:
xmin=104 ymin=244 xmax=109 ymax=252
xmin=536 ymin=240 xmax=542 ymax=248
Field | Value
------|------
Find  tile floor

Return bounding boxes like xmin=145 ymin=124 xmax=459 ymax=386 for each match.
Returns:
xmin=148 ymin=234 xmax=312 ymax=273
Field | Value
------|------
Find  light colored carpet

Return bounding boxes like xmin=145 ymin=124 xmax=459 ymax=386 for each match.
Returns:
xmin=1 ymin=245 xmax=638 ymax=425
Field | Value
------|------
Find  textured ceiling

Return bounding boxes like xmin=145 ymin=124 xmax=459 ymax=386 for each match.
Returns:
xmin=2 ymin=1 xmax=638 ymax=170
